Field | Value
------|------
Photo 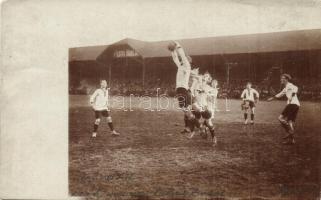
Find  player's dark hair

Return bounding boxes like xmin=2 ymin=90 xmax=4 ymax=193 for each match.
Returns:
xmin=281 ymin=73 xmax=292 ymax=81
xmin=191 ymin=62 xmax=200 ymax=70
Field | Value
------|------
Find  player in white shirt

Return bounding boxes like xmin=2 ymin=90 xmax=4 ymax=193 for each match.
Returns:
xmin=268 ymin=74 xmax=300 ymax=145
xmin=208 ymin=79 xmax=219 ymax=119
xmin=189 ymin=72 xmax=217 ymax=146
xmin=90 ymin=80 xmax=119 ymax=137
xmin=240 ymin=82 xmax=260 ymax=124
xmin=168 ymin=41 xmax=193 ymax=133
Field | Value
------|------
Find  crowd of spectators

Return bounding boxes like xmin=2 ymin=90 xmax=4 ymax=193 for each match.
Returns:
xmin=69 ymin=78 xmax=321 ymax=101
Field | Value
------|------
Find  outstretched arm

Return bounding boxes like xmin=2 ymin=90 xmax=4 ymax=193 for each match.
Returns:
xmin=171 ymin=50 xmax=181 ymax=68
xmin=175 ymin=43 xmax=191 ymax=69
xmin=267 ymin=87 xmax=286 ymax=101
xmin=275 ymin=88 xmax=286 ymax=98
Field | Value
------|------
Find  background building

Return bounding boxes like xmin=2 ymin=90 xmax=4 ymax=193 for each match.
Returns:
xmin=69 ymin=29 xmax=321 ymax=100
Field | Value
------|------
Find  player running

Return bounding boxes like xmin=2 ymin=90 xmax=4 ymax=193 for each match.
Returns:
xmin=268 ymin=74 xmax=300 ymax=145
xmin=240 ymin=82 xmax=259 ymax=125
xmin=90 ymin=80 xmax=120 ymax=138
xmin=168 ymin=41 xmax=193 ymax=133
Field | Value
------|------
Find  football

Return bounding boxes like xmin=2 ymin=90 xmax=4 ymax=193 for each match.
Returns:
xmin=167 ymin=41 xmax=177 ymax=51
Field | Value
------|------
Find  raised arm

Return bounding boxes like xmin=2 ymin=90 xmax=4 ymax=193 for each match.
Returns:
xmin=176 ymin=45 xmax=191 ymax=69
xmin=171 ymin=50 xmax=181 ymax=68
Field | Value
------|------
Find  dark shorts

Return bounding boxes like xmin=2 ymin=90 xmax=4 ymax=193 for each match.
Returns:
xmin=95 ymin=110 xmax=110 ymax=118
xmin=242 ymin=100 xmax=255 ymax=109
xmin=192 ymin=110 xmax=201 ymax=119
xmin=192 ymin=109 xmax=212 ymax=120
xmin=249 ymin=101 xmax=255 ymax=108
xmin=281 ymin=104 xmax=299 ymax=121
xmin=201 ymin=109 xmax=212 ymax=119
xmin=176 ymin=87 xmax=192 ymax=108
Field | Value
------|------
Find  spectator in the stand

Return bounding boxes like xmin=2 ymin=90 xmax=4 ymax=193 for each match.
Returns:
xmin=69 ymin=76 xmax=321 ymax=101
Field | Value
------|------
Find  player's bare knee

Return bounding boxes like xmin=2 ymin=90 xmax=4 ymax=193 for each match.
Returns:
xmin=107 ymin=116 xmax=112 ymax=123
xmin=205 ymin=119 xmax=213 ymax=127
xmin=278 ymin=115 xmax=287 ymax=124
xmin=95 ymin=118 xmax=101 ymax=125
xmin=184 ymin=111 xmax=194 ymax=120
xmin=189 ymin=115 xmax=195 ymax=121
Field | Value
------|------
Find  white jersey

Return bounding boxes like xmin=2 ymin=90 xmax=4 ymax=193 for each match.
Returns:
xmin=189 ymin=73 xmax=202 ymax=97
xmin=195 ymin=82 xmax=212 ymax=108
xmin=275 ymin=82 xmax=300 ymax=106
xmin=171 ymin=46 xmax=191 ymax=89
xmin=90 ymin=88 xmax=109 ymax=111
xmin=241 ymin=88 xmax=259 ymax=102
xmin=208 ymin=87 xmax=218 ymax=98
xmin=207 ymin=87 xmax=218 ymax=112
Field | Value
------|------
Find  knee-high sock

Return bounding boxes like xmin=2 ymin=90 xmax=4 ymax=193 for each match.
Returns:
xmin=251 ymin=114 xmax=254 ymax=121
xmin=204 ymin=120 xmax=215 ymax=138
xmin=279 ymin=118 xmax=289 ymax=132
xmin=184 ymin=115 xmax=188 ymax=128
xmin=209 ymin=127 xmax=215 ymax=138
xmin=288 ymin=121 xmax=294 ymax=135
xmin=189 ymin=120 xmax=195 ymax=132
xmin=194 ymin=118 xmax=201 ymax=129
xmin=189 ymin=118 xmax=200 ymax=132
xmin=108 ymin=122 xmax=114 ymax=131
xmin=244 ymin=113 xmax=248 ymax=120
xmin=94 ymin=124 xmax=98 ymax=132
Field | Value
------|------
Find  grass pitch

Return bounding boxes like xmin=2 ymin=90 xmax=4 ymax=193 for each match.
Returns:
xmin=69 ymin=95 xmax=320 ymax=200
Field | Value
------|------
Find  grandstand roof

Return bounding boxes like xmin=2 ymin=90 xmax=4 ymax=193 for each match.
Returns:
xmin=69 ymin=45 xmax=108 ymax=62
xmin=69 ymin=29 xmax=321 ymax=62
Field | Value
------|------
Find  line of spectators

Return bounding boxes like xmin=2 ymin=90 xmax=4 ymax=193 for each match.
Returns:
xmin=69 ymin=78 xmax=321 ymax=101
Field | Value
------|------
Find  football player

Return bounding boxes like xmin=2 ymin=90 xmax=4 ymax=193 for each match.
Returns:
xmin=189 ymin=72 xmax=217 ymax=146
xmin=90 ymin=80 xmax=120 ymax=137
xmin=268 ymin=74 xmax=300 ymax=145
xmin=240 ymin=82 xmax=259 ymax=124
xmin=208 ymin=79 xmax=219 ymax=120
xmin=168 ymin=41 xmax=193 ymax=133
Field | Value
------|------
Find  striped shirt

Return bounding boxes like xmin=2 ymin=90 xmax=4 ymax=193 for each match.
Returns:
xmin=241 ymin=88 xmax=259 ymax=102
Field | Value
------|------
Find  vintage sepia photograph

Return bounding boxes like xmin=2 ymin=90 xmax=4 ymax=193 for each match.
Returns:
xmin=68 ymin=2 xmax=321 ymax=199
xmin=1 ymin=0 xmax=321 ymax=199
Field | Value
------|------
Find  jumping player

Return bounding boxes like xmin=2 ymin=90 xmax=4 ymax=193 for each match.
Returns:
xmin=168 ymin=41 xmax=193 ymax=133
xmin=268 ymin=74 xmax=300 ymax=145
xmin=90 ymin=80 xmax=119 ymax=137
xmin=241 ymin=82 xmax=259 ymax=125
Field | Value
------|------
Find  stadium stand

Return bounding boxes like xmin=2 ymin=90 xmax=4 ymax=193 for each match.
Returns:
xmin=69 ymin=29 xmax=321 ymax=101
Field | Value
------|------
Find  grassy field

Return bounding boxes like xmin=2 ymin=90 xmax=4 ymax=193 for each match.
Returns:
xmin=69 ymin=95 xmax=320 ymax=200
